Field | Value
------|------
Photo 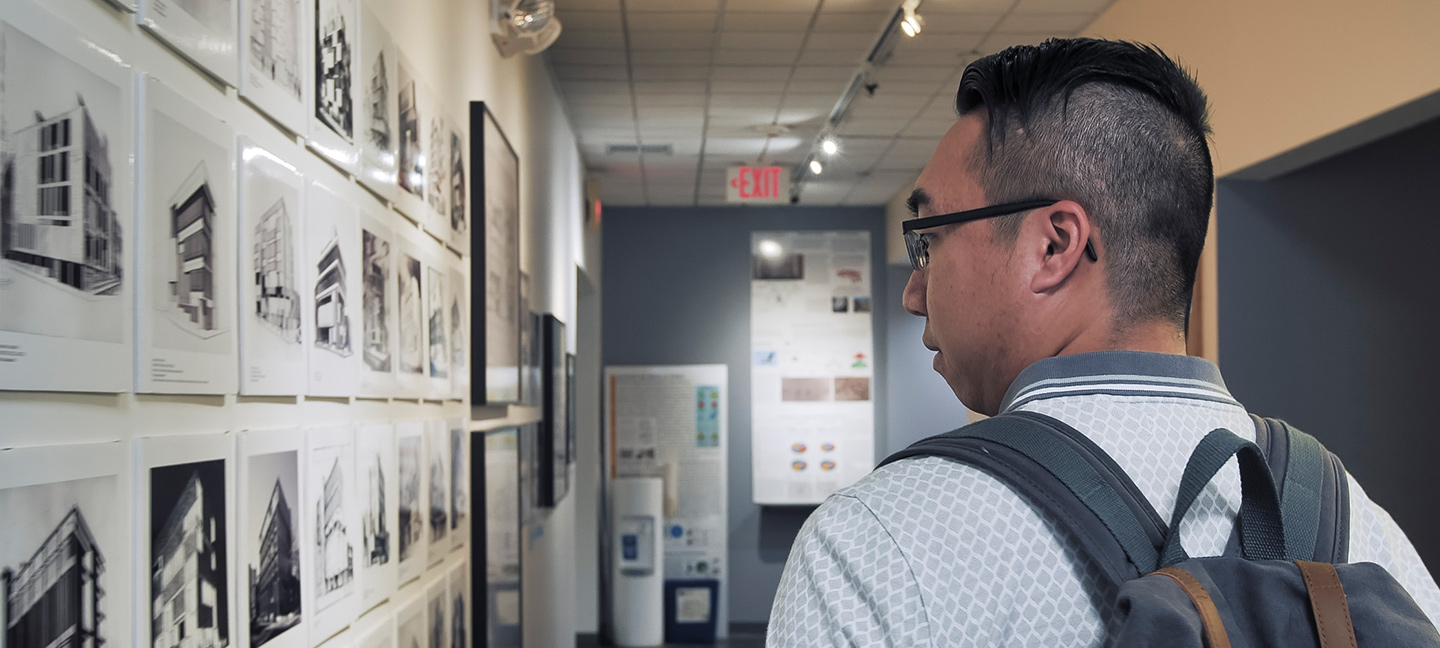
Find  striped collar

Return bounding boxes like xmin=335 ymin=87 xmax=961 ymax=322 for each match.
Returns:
xmin=998 ymin=351 xmax=1241 ymax=413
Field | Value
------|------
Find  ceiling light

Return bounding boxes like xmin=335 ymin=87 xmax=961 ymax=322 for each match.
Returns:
xmin=758 ymin=240 xmax=784 ymax=258
xmin=900 ymin=19 xmax=916 ymax=37
xmin=821 ymin=139 xmax=838 ymax=155
xmin=809 ymin=159 xmax=823 ymax=175
xmin=901 ymin=0 xmax=924 ymax=37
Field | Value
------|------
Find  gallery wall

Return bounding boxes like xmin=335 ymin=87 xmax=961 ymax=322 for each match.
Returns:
xmin=0 ymin=0 xmax=589 ymax=644
xmin=1216 ymin=116 xmax=1440 ymax=575
xmin=600 ymin=205 xmax=887 ymax=625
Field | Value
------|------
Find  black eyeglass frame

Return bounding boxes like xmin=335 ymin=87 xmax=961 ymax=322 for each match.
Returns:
xmin=902 ymin=198 xmax=1098 ymax=270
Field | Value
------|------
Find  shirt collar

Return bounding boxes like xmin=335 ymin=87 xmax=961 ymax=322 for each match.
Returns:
xmin=998 ymin=350 xmax=1239 ymax=413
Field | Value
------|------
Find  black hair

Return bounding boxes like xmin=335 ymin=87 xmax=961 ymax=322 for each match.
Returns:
xmin=956 ymin=38 xmax=1213 ymax=331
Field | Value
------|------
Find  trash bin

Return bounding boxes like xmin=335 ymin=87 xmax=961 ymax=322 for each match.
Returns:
xmin=664 ymin=578 xmax=719 ymax=644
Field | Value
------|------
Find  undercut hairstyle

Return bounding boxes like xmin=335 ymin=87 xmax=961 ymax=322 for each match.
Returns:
xmin=956 ymin=38 xmax=1213 ymax=332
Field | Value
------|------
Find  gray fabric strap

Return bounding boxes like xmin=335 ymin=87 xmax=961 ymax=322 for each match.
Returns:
xmin=1281 ymin=422 xmax=1326 ymax=561
xmin=1161 ymin=429 xmax=1287 ymax=566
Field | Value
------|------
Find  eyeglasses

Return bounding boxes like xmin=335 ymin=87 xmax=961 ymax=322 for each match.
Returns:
xmin=902 ymin=198 xmax=1098 ymax=270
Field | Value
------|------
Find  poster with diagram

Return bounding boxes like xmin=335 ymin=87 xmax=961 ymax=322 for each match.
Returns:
xmin=356 ymin=2 xmax=397 ymax=199
xmin=359 ymin=209 xmax=399 ymax=397
xmin=305 ymin=425 xmax=360 ymax=645
xmin=355 ymin=422 xmax=398 ymax=614
xmin=475 ymin=102 xmax=519 ymax=405
xmin=306 ymin=180 xmax=362 ymax=396
xmin=307 ymin=0 xmax=358 ymax=173
xmin=137 ymin=75 xmax=238 ymax=394
xmin=0 ymin=15 xmax=133 ymax=392
xmin=239 ymin=140 xmax=307 ymax=395
xmin=139 ymin=0 xmax=239 ymax=86
xmin=239 ymin=0 xmax=307 ymax=133
xmin=750 ymin=230 xmax=874 ymax=505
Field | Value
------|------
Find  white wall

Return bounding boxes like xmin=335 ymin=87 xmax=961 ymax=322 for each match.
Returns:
xmin=0 ymin=0 xmax=587 ymax=643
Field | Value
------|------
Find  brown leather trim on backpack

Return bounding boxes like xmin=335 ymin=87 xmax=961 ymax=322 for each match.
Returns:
xmin=1297 ymin=561 xmax=1358 ymax=648
xmin=1153 ymin=567 xmax=1232 ymax=648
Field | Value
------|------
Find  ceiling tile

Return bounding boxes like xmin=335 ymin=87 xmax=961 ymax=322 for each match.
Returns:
xmin=554 ymin=65 xmax=630 ymax=81
xmin=705 ymin=137 xmax=773 ymax=155
xmin=711 ymin=79 xmax=791 ymax=95
xmin=629 ymin=50 xmax=714 ymax=66
xmin=798 ymin=48 xmax=867 ymax=66
xmin=554 ymin=10 xmax=624 ymax=30
xmin=838 ymin=118 xmax=905 ymax=137
xmin=922 ymin=0 xmax=1016 ymax=12
xmin=638 ymin=117 xmax=707 ymax=130
xmin=549 ymin=48 xmax=629 ymax=66
xmin=561 ymin=80 xmax=631 ymax=95
xmin=553 ymin=29 xmax=625 ymax=49
xmin=885 ymin=49 xmax=966 ymax=66
xmin=720 ymin=11 xmax=813 ymax=32
xmin=634 ymin=93 xmax=709 ymax=107
xmin=626 ymin=11 xmax=717 ymax=31
xmin=628 ymin=31 xmax=715 ymax=49
xmin=637 ymin=106 xmax=703 ymax=119
xmin=707 ymin=94 xmax=783 ymax=109
xmin=633 ymin=80 xmax=708 ymax=94
xmin=821 ymin=0 xmax=900 ymax=11
xmin=870 ymin=65 xmax=956 ymax=82
xmin=1011 ymin=0 xmax=1118 ymax=13
xmin=803 ymin=31 xmax=877 ymax=50
xmin=813 ymin=11 xmax=890 ymax=32
xmin=792 ymin=65 xmax=857 ymax=80
xmin=868 ymin=79 xmax=945 ymax=95
xmin=993 ymin=12 xmax=1094 ymax=34
xmin=715 ymin=50 xmax=801 ymax=66
xmin=917 ymin=12 xmax=1003 ymax=33
xmin=719 ymin=31 xmax=806 ymax=50
xmin=779 ymin=93 xmax=836 ymax=111
xmin=898 ymin=31 xmax=986 ymax=51
xmin=725 ymin=0 xmax=820 ymax=13
xmin=631 ymin=66 xmax=711 ymax=81
xmin=785 ymin=79 xmax=853 ymax=94
xmin=555 ymin=0 xmax=621 ymax=9
xmin=626 ymin=0 xmax=719 ymax=10
xmin=713 ymin=66 xmax=793 ymax=81
xmin=977 ymin=32 xmax=1052 ymax=54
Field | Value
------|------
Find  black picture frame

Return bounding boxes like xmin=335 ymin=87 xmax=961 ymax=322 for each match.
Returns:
xmin=565 ymin=353 xmax=576 ymax=466
xmin=538 ymin=315 xmax=567 ymax=507
xmin=474 ymin=427 xmax=522 ymax=648
xmin=469 ymin=101 xmax=522 ymax=406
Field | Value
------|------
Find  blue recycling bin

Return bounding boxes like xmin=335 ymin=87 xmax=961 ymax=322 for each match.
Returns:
xmin=663 ymin=578 xmax=720 ymax=644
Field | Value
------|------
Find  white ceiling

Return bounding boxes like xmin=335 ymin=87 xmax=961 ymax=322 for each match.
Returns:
xmin=547 ymin=0 xmax=1118 ymax=207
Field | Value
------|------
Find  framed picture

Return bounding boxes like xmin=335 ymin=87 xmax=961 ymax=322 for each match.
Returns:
xmin=538 ymin=314 xmax=567 ymax=507
xmin=356 ymin=1 xmax=398 ymax=200
xmin=355 ymin=422 xmax=398 ymax=614
xmin=304 ymin=425 xmax=360 ymax=643
xmin=238 ymin=140 xmax=307 ymax=396
xmin=305 ymin=180 xmax=362 ymax=397
xmin=475 ymin=427 xmax=521 ymax=647
xmin=469 ymin=101 xmax=520 ymax=406
xmin=239 ymin=0 xmax=307 ymax=133
xmin=358 ymin=210 xmax=400 ymax=397
xmin=396 ymin=421 xmax=427 ymax=585
xmin=238 ymin=428 xmax=307 ymax=648
xmin=425 ymin=419 xmax=450 ymax=565
xmin=566 ymin=353 xmax=576 ymax=465
xmin=307 ymin=0 xmax=359 ymax=173
xmin=138 ymin=0 xmax=239 ymax=86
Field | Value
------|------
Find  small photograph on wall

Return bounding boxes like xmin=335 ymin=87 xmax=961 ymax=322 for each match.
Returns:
xmin=306 ymin=180 xmax=362 ymax=397
xmin=448 ymin=264 xmax=468 ymax=400
xmin=395 ymin=595 xmax=425 ymax=648
xmin=427 ymin=265 xmax=449 ymax=384
xmin=473 ymin=101 xmax=520 ymax=405
xmin=0 ymin=443 xmax=130 ymax=648
xmin=355 ymin=422 xmax=398 ymax=614
xmin=425 ymin=577 xmax=448 ymax=648
xmin=359 ymin=211 xmax=398 ymax=397
xmin=146 ymin=450 xmax=232 ymax=648
xmin=0 ymin=17 xmax=133 ymax=392
xmin=238 ymin=429 xmax=305 ymax=648
xmin=357 ymin=615 xmax=395 ymax=648
xmin=356 ymin=2 xmax=397 ymax=198
xmin=448 ymin=419 xmax=468 ymax=552
xmin=395 ymin=235 xmax=429 ymax=397
xmin=396 ymin=422 xmax=427 ymax=586
xmin=238 ymin=140 xmax=306 ymax=396
xmin=139 ymin=0 xmax=239 ymax=86
xmin=425 ymin=111 xmax=450 ymax=233
xmin=239 ymin=0 xmax=306 ymax=133
xmin=447 ymin=562 xmax=469 ymax=648
xmin=394 ymin=54 xmax=426 ymax=222
xmin=539 ymin=315 xmax=567 ymax=507
xmin=305 ymin=425 xmax=359 ymax=644
xmin=446 ymin=125 xmax=468 ymax=254
xmin=425 ymin=420 xmax=450 ymax=563
xmin=138 ymin=76 xmax=238 ymax=394
xmin=482 ymin=428 xmax=521 ymax=647
xmin=308 ymin=0 xmax=358 ymax=173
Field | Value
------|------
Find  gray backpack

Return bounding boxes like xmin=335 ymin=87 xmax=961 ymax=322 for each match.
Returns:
xmin=879 ymin=411 xmax=1440 ymax=647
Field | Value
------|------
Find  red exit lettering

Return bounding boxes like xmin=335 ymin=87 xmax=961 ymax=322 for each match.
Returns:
xmin=730 ymin=166 xmax=783 ymax=200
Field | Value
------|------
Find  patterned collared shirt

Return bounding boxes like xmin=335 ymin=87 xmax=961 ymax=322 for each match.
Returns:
xmin=767 ymin=351 xmax=1440 ymax=647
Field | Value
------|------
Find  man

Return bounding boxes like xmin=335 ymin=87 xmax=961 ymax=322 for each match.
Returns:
xmin=767 ymin=38 xmax=1440 ymax=646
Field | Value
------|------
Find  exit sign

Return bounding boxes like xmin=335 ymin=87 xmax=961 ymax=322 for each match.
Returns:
xmin=727 ymin=166 xmax=790 ymax=204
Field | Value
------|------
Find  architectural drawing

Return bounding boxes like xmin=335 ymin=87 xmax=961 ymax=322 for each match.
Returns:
xmin=253 ymin=198 xmax=300 ymax=343
xmin=250 ymin=480 xmax=300 ymax=647
xmin=248 ymin=0 xmax=302 ymax=101
xmin=426 ymin=117 xmax=447 ymax=217
xmin=362 ymin=229 xmax=391 ymax=371
xmin=368 ymin=52 xmax=390 ymax=151
xmin=398 ymin=254 xmax=424 ymax=375
xmin=426 ymin=585 xmax=445 ymax=648
xmin=316 ymin=458 xmax=354 ymax=597
xmin=449 ymin=270 xmax=464 ymax=376
xmin=2 ymin=507 xmax=105 ymax=648
xmin=427 ymin=268 xmax=447 ymax=378
xmin=397 ymin=435 xmax=422 ymax=562
xmin=313 ymin=231 xmax=351 ymax=356
xmin=315 ymin=0 xmax=353 ymax=141
xmin=168 ymin=162 xmax=218 ymax=332
xmin=449 ymin=130 xmax=465 ymax=235
xmin=396 ymin=63 xmax=422 ymax=198
xmin=1 ymin=98 xmax=122 ymax=295
xmin=362 ymin=452 xmax=388 ymax=566
xmin=450 ymin=428 xmax=466 ymax=535
xmin=428 ymin=437 xmax=447 ymax=544
xmin=151 ymin=463 xmax=229 ymax=648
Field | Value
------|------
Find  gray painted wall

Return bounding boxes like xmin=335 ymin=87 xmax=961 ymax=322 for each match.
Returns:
xmin=1217 ymin=116 xmax=1440 ymax=571
xmin=602 ymin=206 xmax=888 ymax=624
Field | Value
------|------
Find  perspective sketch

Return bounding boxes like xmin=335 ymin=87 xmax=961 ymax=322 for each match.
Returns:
xmin=427 ymin=431 xmax=448 ymax=545
xmin=311 ymin=452 xmax=355 ymax=610
xmin=2 ymin=505 xmax=107 ymax=648
xmin=397 ymin=435 xmax=423 ymax=564
xmin=315 ymin=0 xmax=354 ymax=141
xmin=450 ymin=427 xmax=467 ymax=538
xmin=426 ymin=583 xmax=446 ymax=648
xmin=246 ymin=452 xmax=301 ymax=648
xmin=396 ymin=600 xmax=424 ymax=648
xmin=362 ymin=228 xmax=391 ymax=371
xmin=151 ymin=460 xmax=230 ymax=648
xmin=313 ymin=229 xmax=352 ymax=356
xmin=448 ymin=268 xmax=465 ymax=378
xmin=449 ymin=567 xmax=468 ymax=648
xmin=396 ymin=61 xmax=423 ymax=198
xmin=167 ymin=162 xmax=220 ymax=332
xmin=362 ymin=449 xmax=389 ymax=566
xmin=253 ymin=198 xmax=301 ymax=343
xmin=398 ymin=253 xmax=424 ymax=375
xmin=367 ymin=51 xmax=390 ymax=153
xmin=427 ymin=267 xmax=447 ymax=378
xmin=449 ymin=130 xmax=465 ymax=236
xmin=248 ymin=0 xmax=303 ymax=101
xmin=426 ymin=117 xmax=447 ymax=218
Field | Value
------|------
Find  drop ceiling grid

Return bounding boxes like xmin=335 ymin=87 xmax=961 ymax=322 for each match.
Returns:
xmin=550 ymin=0 xmax=1121 ymax=206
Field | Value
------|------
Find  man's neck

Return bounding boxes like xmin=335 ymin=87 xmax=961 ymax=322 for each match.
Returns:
xmin=1057 ymin=319 xmax=1188 ymax=358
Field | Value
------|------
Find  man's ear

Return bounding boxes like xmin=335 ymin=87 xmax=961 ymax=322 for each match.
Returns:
xmin=1029 ymin=200 xmax=1093 ymax=294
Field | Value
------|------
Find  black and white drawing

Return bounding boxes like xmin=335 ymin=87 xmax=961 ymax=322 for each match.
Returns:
xmin=425 ymin=115 xmax=448 ymax=225
xmin=307 ymin=181 xmax=360 ymax=395
xmin=448 ymin=266 xmax=467 ymax=399
xmin=398 ymin=251 xmax=425 ymax=377
xmin=139 ymin=0 xmax=239 ymax=86
xmin=313 ymin=228 xmax=350 ymax=356
xmin=239 ymin=142 xmax=306 ymax=396
xmin=427 ymin=266 xmax=448 ymax=380
xmin=356 ymin=422 xmax=397 ymax=613
xmin=358 ymin=616 xmax=396 ymax=648
xmin=141 ymin=77 xmax=236 ymax=393
xmin=447 ymin=564 xmax=468 ymax=648
xmin=449 ymin=421 xmax=467 ymax=551
xmin=314 ymin=0 xmax=353 ymax=143
xmin=357 ymin=3 xmax=397 ymax=196
xmin=426 ymin=421 xmax=449 ymax=556
xmin=475 ymin=102 xmax=520 ymax=404
xmin=396 ymin=56 xmax=424 ymax=205
xmin=241 ymin=0 xmax=304 ymax=132
xmin=150 ymin=459 xmax=230 ymax=648
xmin=0 ymin=19 xmax=131 ymax=392
xmin=426 ymin=578 xmax=447 ymax=648
xmin=244 ymin=451 xmax=301 ymax=648
xmin=395 ymin=596 xmax=425 ymax=648
xmin=305 ymin=427 xmax=357 ymax=643
xmin=362 ymin=226 xmax=391 ymax=372
xmin=254 ymin=197 xmax=299 ymax=343
xmin=396 ymin=424 xmax=426 ymax=584
xmin=448 ymin=127 xmax=466 ymax=247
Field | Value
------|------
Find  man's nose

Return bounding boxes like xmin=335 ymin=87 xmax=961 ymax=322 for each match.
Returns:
xmin=902 ymin=268 xmax=927 ymax=317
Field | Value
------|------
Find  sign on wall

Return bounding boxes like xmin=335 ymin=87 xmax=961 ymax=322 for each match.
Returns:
xmin=726 ymin=166 xmax=790 ymax=204
xmin=750 ymin=231 xmax=875 ymax=506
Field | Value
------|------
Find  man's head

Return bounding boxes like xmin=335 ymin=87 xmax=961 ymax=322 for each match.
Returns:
xmin=903 ymin=38 xmax=1213 ymax=415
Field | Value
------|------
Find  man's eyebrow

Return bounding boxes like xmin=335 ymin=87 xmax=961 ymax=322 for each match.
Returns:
xmin=906 ymin=188 xmax=929 ymax=217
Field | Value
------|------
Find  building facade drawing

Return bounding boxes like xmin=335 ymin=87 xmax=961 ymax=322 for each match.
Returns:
xmin=315 ymin=458 xmax=353 ymax=595
xmin=249 ymin=479 xmax=300 ymax=645
xmin=397 ymin=439 xmax=420 ymax=562
xmin=449 ymin=132 xmax=464 ymax=233
xmin=169 ymin=163 xmax=218 ymax=331
xmin=427 ymin=269 xmax=446 ymax=378
xmin=367 ymin=52 xmax=390 ymax=150
xmin=449 ymin=290 xmax=464 ymax=373
xmin=315 ymin=2 xmax=353 ymax=140
xmin=361 ymin=230 xmax=390 ymax=371
xmin=248 ymin=0 xmax=302 ymax=100
xmin=314 ymin=234 xmax=351 ymax=356
xmin=428 ymin=452 xmax=446 ymax=542
xmin=450 ymin=431 xmax=465 ymax=532
xmin=254 ymin=198 xmax=300 ymax=343
xmin=152 ymin=471 xmax=228 ymax=648
xmin=451 ymin=595 xmax=465 ymax=648
xmin=363 ymin=453 xmax=389 ymax=566
xmin=2 ymin=507 xmax=105 ymax=648
xmin=426 ymin=119 xmax=446 ymax=216
xmin=0 ymin=99 xmax=123 ymax=295
xmin=396 ymin=78 xmax=422 ymax=197
xmin=398 ymin=257 xmax=423 ymax=374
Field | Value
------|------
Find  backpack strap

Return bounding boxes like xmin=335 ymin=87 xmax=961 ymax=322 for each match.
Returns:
xmin=1244 ymin=416 xmax=1351 ymax=563
xmin=878 ymin=411 xmax=1167 ymax=585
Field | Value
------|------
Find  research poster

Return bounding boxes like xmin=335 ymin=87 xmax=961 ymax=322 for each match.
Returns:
xmin=750 ymin=231 xmax=875 ymax=506
xmin=604 ymin=364 xmax=729 ymax=638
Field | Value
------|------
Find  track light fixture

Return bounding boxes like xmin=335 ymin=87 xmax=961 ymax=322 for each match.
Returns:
xmin=821 ymin=139 xmax=838 ymax=155
xmin=809 ymin=159 xmax=824 ymax=175
xmin=901 ymin=0 xmax=923 ymax=37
